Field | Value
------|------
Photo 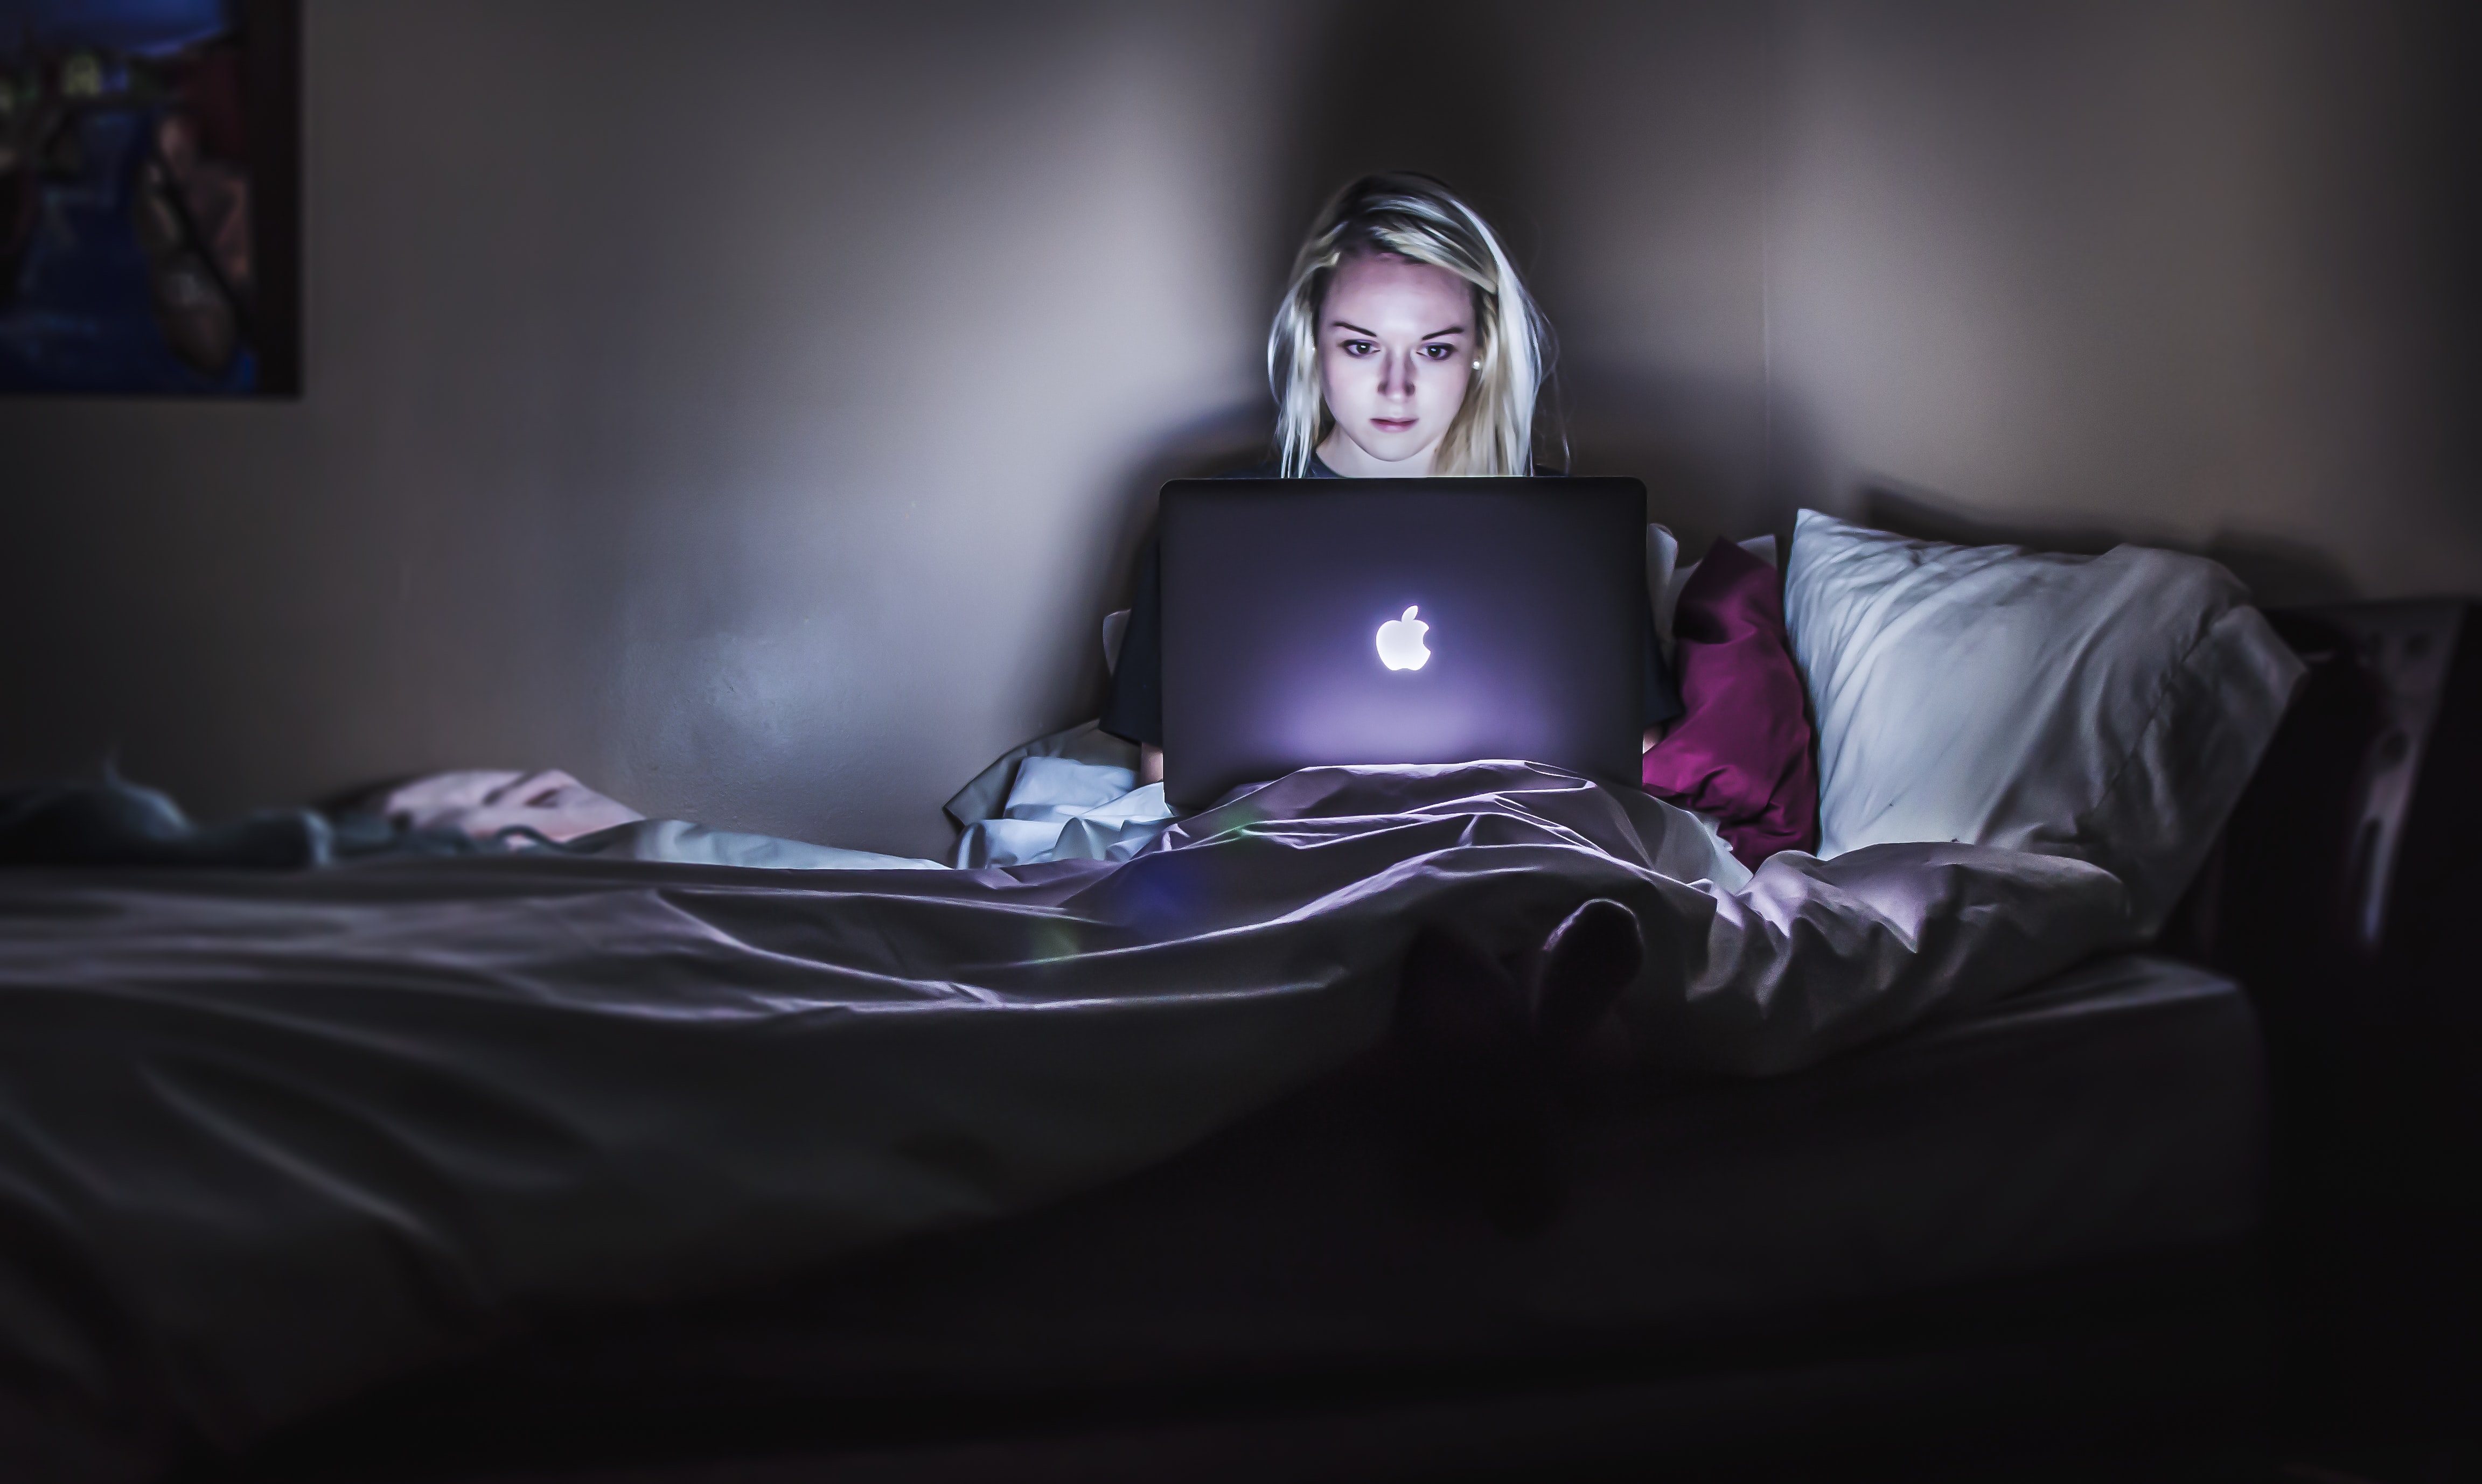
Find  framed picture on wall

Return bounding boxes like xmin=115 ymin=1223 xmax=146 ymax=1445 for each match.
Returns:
xmin=0 ymin=0 xmax=299 ymax=395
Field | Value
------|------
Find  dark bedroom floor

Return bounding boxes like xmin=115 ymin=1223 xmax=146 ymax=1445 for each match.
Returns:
xmin=1489 ymin=1023 xmax=2482 ymax=1484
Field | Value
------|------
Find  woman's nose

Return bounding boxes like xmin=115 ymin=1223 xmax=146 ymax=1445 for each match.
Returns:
xmin=1382 ymin=351 xmax=1415 ymax=399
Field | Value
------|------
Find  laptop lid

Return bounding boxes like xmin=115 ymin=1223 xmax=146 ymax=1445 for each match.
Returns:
xmin=1159 ymin=477 xmax=1646 ymax=808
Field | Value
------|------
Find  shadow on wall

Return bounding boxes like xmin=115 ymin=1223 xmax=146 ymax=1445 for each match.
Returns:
xmin=1054 ymin=0 xmax=1551 ymax=732
xmin=1067 ymin=408 xmax=1275 ymax=723
xmin=1067 ymin=417 xmax=1271 ymax=724
xmin=1859 ymin=483 xmax=2362 ymax=611
xmin=1266 ymin=0 xmax=1571 ymax=460
xmin=1568 ymin=363 xmax=1791 ymax=554
xmin=1271 ymin=0 xmax=1777 ymax=558
xmin=1277 ymin=0 xmax=1539 ymax=286
xmin=1084 ymin=0 xmax=1799 ymax=724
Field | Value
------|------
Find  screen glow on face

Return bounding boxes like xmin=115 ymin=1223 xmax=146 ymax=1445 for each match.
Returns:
xmin=1316 ymin=254 xmax=1476 ymax=477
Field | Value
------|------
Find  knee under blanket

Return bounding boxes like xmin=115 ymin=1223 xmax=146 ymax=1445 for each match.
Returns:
xmin=0 ymin=762 xmax=2132 ymax=1480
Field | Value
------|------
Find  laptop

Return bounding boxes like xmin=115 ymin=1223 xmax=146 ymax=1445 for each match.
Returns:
xmin=1158 ymin=477 xmax=1647 ymax=808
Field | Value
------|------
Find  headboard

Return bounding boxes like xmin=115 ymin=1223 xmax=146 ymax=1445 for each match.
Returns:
xmin=2167 ymin=598 xmax=2478 ymax=1023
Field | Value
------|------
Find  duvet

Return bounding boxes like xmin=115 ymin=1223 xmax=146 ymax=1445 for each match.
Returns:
xmin=0 ymin=761 xmax=2132 ymax=1480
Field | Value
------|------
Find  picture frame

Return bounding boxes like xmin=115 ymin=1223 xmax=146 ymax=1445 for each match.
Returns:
xmin=0 ymin=0 xmax=299 ymax=396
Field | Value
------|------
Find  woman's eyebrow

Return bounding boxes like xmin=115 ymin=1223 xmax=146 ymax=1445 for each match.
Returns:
xmin=1323 ymin=320 xmax=1472 ymax=339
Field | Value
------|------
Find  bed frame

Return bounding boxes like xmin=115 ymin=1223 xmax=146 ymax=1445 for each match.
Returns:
xmin=2167 ymin=599 xmax=2481 ymax=1467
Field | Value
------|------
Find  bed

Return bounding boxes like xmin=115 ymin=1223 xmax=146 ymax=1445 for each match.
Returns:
xmin=224 ymin=954 xmax=2268 ymax=1484
xmin=0 ymin=514 xmax=2356 ymax=1482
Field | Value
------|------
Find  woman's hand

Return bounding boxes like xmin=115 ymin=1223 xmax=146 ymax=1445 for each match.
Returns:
xmin=1140 ymin=744 xmax=1165 ymax=786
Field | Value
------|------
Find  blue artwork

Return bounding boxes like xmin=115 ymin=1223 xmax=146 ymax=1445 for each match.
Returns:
xmin=1 ymin=0 xmax=294 ymax=394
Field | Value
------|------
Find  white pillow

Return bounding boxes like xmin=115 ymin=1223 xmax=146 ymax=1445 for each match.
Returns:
xmin=1784 ymin=510 xmax=2303 ymax=934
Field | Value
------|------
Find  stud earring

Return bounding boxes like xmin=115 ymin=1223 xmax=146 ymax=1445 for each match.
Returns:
xmin=1471 ymin=359 xmax=1482 ymax=370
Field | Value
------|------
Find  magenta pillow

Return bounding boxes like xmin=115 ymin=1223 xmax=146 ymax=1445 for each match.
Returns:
xmin=1641 ymin=537 xmax=1819 ymax=867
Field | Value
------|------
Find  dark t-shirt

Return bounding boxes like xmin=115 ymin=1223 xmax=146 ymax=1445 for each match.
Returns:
xmin=1099 ymin=458 xmax=1685 ymax=746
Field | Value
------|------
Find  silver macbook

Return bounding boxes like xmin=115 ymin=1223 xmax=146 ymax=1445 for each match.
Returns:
xmin=1158 ymin=477 xmax=1647 ymax=808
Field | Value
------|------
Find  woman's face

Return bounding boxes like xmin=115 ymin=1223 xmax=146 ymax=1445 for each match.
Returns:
xmin=1316 ymin=252 xmax=1477 ymax=475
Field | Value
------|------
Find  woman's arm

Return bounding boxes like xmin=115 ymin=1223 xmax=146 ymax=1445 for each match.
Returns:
xmin=1140 ymin=744 xmax=1163 ymax=786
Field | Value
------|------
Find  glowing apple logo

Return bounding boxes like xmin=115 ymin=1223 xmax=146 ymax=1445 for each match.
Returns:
xmin=1375 ymin=605 xmax=1431 ymax=671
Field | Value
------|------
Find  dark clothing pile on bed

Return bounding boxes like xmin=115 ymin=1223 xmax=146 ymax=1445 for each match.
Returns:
xmin=0 ymin=776 xmax=491 ymax=869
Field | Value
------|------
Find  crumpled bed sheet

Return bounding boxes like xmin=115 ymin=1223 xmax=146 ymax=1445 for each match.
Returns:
xmin=440 ymin=719 xmax=1747 ymax=878
xmin=0 ymin=762 xmax=2132 ymax=1481
xmin=368 ymin=727 xmax=1175 ymax=873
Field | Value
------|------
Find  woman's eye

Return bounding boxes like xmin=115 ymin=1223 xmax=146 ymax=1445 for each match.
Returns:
xmin=1421 ymin=345 xmax=1453 ymax=359
xmin=1342 ymin=340 xmax=1375 ymax=356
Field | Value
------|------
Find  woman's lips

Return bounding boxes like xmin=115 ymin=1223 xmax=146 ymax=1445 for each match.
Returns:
xmin=1370 ymin=417 xmax=1417 ymax=433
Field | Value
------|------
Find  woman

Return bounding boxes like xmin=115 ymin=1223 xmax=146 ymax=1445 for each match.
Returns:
xmin=1101 ymin=173 xmax=1684 ymax=785
xmin=1100 ymin=176 xmax=1673 ymax=1223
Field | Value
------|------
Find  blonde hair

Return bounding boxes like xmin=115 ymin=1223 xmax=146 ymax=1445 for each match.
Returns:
xmin=1266 ymin=174 xmax=1554 ymax=478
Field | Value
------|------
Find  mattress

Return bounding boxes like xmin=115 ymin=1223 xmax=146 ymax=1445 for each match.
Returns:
xmin=407 ymin=953 xmax=2264 ymax=1421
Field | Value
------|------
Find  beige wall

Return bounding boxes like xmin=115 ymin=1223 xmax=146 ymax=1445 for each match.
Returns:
xmin=1766 ymin=0 xmax=2482 ymax=604
xmin=1 ymin=3 xmax=1317 ymax=856
xmin=3 ymin=1 xmax=2472 ymax=853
